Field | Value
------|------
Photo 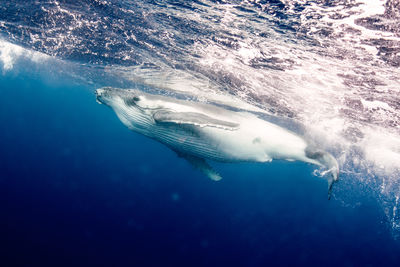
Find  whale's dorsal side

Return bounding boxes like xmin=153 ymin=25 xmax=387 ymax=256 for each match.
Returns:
xmin=153 ymin=110 xmax=240 ymax=131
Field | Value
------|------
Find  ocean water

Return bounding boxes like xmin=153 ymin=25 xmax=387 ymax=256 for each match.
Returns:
xmin=1 ymin=0 xmax=400 ymax=266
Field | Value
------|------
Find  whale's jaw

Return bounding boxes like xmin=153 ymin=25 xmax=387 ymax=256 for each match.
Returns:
xmin=95 ymin=88 xmax=110 ymax=106
xmin=95 ymin=87 xmax=123 ymax=107
xmin=95 ymin=89 xmax=104 ymax=104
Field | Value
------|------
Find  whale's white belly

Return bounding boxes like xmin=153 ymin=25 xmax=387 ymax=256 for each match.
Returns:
xmin=147 ymin=114 xmax=308 ymax=163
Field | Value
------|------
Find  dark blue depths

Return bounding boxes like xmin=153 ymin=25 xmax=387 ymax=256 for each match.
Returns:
xmin=0 ymin=73 xmax=399 ymax=266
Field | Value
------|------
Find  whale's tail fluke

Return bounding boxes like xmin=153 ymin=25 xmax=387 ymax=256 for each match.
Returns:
xmin=305 ymin=146 xmax=339 ymax=199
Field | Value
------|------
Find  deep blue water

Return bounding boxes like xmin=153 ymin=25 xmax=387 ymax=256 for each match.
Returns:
xmin=0 ymin=70 xmax=399 ymax=266
xmin=1 ymin=0 xmax=400 ymax=266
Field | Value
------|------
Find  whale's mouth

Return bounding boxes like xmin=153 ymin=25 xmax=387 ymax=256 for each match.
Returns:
xmin=95 ymin=89 xmax=105 ymax=105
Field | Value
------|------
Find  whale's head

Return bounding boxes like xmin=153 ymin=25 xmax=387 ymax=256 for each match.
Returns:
xmin=96 ymin=87 xmax=153 ymax=131
xmin=96 ymin=87 xmax=131 ymax=106
xmin=96 ymin=86 xmax=175 ymax=112
xmin=96 ymin=87 xmax=147 ymax=110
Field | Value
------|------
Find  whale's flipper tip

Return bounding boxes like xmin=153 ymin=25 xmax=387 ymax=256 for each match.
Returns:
xmin=207 ymin=171 xmax=222 ymax=181
xmin=174 ymin=150 xmax=222 ymax=181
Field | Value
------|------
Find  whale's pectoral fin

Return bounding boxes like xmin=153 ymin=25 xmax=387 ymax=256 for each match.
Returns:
xmin=175 ymin=151 xmax=222 ymax=181
xmin=153 ymin=110 xmax=239 ymax=131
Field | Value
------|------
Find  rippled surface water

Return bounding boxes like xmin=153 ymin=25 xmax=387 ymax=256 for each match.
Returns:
xmin=1 ymin=0 xmax=400 ymax=265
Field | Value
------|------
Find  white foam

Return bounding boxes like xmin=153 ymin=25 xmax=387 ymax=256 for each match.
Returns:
xmin=0 ymin=39 xmax=24 ymax=70
xmin=361 ymin=99 xmax=395 ymax=112
xmin=190 ymin=1 xmax=400 ymax=204
xmin=362 ymin=128 xmax=400 ymax=174
xmin=0 ymin=39 xmax=49 ymax=71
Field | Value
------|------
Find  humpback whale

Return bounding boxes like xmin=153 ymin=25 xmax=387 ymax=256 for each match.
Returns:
xmin=96 ymin=87 xmax=339 ymax=197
